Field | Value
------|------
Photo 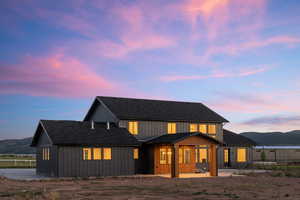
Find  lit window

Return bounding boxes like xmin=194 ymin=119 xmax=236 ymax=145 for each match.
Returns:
xmin=83 ymin=148 xmax=92 ymax=160
xmin=42 ymin=148 xmax=50 ymax=160
xmin=133 ymin=148 xmax=139 ymax=160
xmin=103 ymin=148 xmax=112 ymax=160
xmin=93 ymin=148 xmax=102 ymax=160
xmin=167 ymin=123 xmax=176 ymax=134
xmin=184 ymin=148 xmax=191 ymax=164
xmin=237 ymin=148 xmax=246 ymax=162
xmin=179 ymin=148 xmax=183 ymax=164
xmin=199 ymin=124 xmax=207 ymax=134
xmin=224 ymin=149 xmax=229 ymax=163
xmin=190 ymin=124 xmax=198 ymax=132
xmin=167 ymin=148 xmax=172 ymax=164
xmin=208 ymin=124 xmax=216 ymax=134
xmin=128 ymin=121 xmax=138 ymax=135
xmin=195 ymin=145 xmax=208 ymax=163
xmin=160 ymin=148 xmax=167 ymax=164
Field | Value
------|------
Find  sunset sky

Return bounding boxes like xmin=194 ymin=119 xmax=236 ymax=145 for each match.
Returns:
xmin=1 ymin=0 xmax=300 ymax=139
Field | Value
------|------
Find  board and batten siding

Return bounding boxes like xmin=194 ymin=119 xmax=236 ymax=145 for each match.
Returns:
xmin=119 ymin=120 xmax=223 ymax=142
xmin=57 ymin=146 xmax=135 ymax=177
xmin=221 ymin=146 xmax=253 ymax=168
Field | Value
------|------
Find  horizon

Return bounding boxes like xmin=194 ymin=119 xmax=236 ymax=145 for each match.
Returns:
xmin=1 ymin=0 xmax=300 ymax=139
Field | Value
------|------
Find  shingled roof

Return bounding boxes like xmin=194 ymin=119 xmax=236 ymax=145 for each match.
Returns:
xmin=84 ymin=96 xmax=229 ymax=123
xmin=146 ymin=132 xmax=221 ymax=145
xmin=31 ymin=120 xmax=140 ymax=147
xmin=223 ymin=129 xmax=256 ymax=146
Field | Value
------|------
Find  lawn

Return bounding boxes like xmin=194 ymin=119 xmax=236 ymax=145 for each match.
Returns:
xmin=0 ymin=173 xmax=300 ymax=200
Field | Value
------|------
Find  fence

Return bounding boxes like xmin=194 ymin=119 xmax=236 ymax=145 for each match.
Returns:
xmin=0 ymin=159 xmax=36 ymax=168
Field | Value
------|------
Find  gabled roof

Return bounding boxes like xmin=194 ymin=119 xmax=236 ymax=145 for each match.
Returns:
xmin=223 ymin=129 xmax=256 ymax=146
xmin=145 ymin=132 xmax=221 ymax=145
xmin=84 ymin=96 xmax=229 ymax=123
xmin=31 ymin=120 xmax=140 ymax=147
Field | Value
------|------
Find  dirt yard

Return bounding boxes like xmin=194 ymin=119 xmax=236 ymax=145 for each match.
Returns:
xmin=0 ymin=173 xmax=300 ymax=200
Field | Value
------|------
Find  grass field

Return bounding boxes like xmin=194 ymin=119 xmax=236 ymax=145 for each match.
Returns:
xmin=0 ymin=155 xmax=35 ymax=168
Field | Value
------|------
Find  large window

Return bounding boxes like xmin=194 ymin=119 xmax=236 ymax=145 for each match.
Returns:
xmin=199 ymin=124 xmax=207 ymax=134
xmin=133 ymin=148 xmax=139 ymax=160
xmin=237 ymin=148 xmax=246 ymax=162
xmin=190 ymin=124 xmax=198 ymax=132
xmin=93 ymin=148 xmax=102 ymax=160
xmin=224 ymin=149 xmax=229 ymax=163
xmin=83 ymin=148 xmax=92 ymax=160
xmin=179 ymin=147 xmax=191 ymax=164
xmin=103 ymin=148 xmax=112 ymax=160
xmin=195 ymin=145 xmax=208 ymax=163
xmin=167 ymin=123 xmax=176 ymax=134
xmin=128 ymin=121 xmax=138 ymax=135
xmin=42 ymin=148 xmax=50 ymax=160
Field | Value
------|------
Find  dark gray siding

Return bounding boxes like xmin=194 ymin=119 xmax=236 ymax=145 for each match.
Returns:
xmin=119 ymin=120 xmax=223 ymax=142
xmin=219 ymin=146 xmax=253 ymax=168
xmin=87 ymin=102 xmax=118 ymax=123
xmin=57 ymin=146 xmax=135 ymax=177
xmin=36 ymin=131 xmax=58 ymax=177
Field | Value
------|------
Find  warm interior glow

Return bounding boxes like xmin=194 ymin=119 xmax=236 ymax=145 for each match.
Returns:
xmin=184 ymin=148 xmax=191 ymax=164
xmin=103 ymin=148 xmax=112 ymax=160
xmin=208 ymin=124 xmax=216 ymax=134
xmin=128 ymin=121 xmax=138 ymax=135
xmin=167 ymin=123 xmax=176 ymax=134
xmin=224 ymin=149 xmax=229 ymax=163
xmin=93 ymin=148 xmax=102 ymax=160
xmin=133 ymin=148 xmax=139 ymax=159
xmin=195 ymin=145 xmax=208 ymax=163
xmin=159 ymin=148 xmax=172 ymax=164
xmin=237 ymin=148 xmax=246 ymax=162
xmin=199 ymin=124 xmax=207 ymax=133
xmin=42 ymin=147 xmax=50 ymax=160
xmin=83 ymin=148 xmax=91 ymax=160
xmin=190 ymin=124 xmax=198 ymax=132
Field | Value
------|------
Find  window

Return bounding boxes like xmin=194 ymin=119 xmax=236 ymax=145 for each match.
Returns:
xmin=42 ymin=148 xmax=50 ymax=160
xmin=93 ymin=148 xmax=102 ymax=160
xmin=167 ymin=123 xmax=176 ymax=134
xmin=184 ymin=148 xmax=191 ymax=164
xmin=167 ymin=148 xmax=172 ymax=164
xmin=103 ymin=148 xmax=112 ymax=160
xmin=199 ymin=124 xmax=207 ymax=134
xmin=133 ymin=148 xmax=139 ymax=160
xmin=160 ymin=148 xmax=167 ymax=164
xmin=224 ymin=149 xmax=229 ymax=163
xmin=128 ymin=121 xmax=138 ymax=135
xmin=195 ymin=145 xmax=208 ymax=163
xmin=208 ymin=124 xmax=216 ymax=134
xmin=190 ymin=124 xmax=198 ymax=132
xmin=83 ymin=148 xmax=92 ymax=160
xmin=237 ymin=148 xmax=246 ymax=162
xmin=179 ymin=148 xmax=183 ymax=164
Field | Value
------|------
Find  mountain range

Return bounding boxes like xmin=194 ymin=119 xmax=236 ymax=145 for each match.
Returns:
xmin=0 ymin=137 xmax=35 ymax=154
xmin=240 ymin=130 xmax=300 ymax=146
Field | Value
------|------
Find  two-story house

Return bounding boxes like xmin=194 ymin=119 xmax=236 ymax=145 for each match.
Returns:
xmin=31 ymin=96 xmax=255 ymax=178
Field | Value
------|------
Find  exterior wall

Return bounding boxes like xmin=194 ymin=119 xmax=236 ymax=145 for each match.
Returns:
xmin=36 ymin=131 xmax=58 ymax=177
xmin=57 ymin=146 xmax=135 ymax=177
xmin=253 ymin=148 xmax=300 ymax=162
xmin=219 ymin=146 xmax=253 ymax=168
xmin=86 ymin=102 xmax=118 ymax=123
xmin=119 ymin=120 xmax=223 ymax=142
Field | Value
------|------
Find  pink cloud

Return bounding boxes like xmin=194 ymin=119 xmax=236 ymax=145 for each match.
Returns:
xmin=160 ymin=66 xmax=271 ymax=82
xmin=0 ymin=53 xmax=118 ymax=98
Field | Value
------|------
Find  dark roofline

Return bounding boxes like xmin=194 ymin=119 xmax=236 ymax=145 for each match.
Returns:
xmin=146 ymin=132 xmax=222 ymax=145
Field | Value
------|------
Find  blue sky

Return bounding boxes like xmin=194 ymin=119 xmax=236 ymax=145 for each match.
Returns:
xmin=0 ymin=0 xmax=300 ymax=139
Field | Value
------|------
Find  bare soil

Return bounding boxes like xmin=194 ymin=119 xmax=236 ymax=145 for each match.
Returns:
xmin=0 ymin=173 xmax=300 ymax=200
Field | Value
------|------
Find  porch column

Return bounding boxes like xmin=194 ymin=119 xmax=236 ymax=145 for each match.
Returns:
xmin=171 ymin=144 xmax=179 ymax=178
xmin=209 ymin=144 xmax=218 ymax=176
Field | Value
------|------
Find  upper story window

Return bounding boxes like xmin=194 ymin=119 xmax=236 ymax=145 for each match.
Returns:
xmin=190 ymin=124 xmax=198 ymax=132
xmin=83 ymin=148 xmax=92 ymax=160
xmin=167 ymin=123 xmax=176 ymax=134
xmin=128 ymin=121 xmax=138 ymax=135
xmin=237 ymin=148 xmax=246 ymax=162
xmin=42 ymin=147 xmax=50 ymax=160
xmin=208 ymin=124 xmax=217 ymax=138
xmin=199 ymin=124 xmax=207 ymax=134
xmin=133 ymin=148 xmax=139 ymax=160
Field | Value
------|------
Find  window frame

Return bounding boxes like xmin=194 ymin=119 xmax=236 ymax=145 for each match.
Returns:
xmin=237 ymin=148 xmax=247 ymax=163
xmin=103 ymin=148 xmax=112 ymax=160
xmin=128 ymin=121 xmax=138 ymax=135
xmin=133 ymin=148 xmax=139 ymax=160
xmin=189 ymin=124 xmax=198 ymax=132
xmin=199 ymin=124 xmax=207 ymax=134
xmin=93 ymin=148 xmax=102 ymax=160
xmin=83 ymin=148 xmax=92 ymax=160
xmin=167 ymin=123 xmax=176 ymax=134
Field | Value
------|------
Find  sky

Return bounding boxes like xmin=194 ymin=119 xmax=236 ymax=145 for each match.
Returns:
xmin=0 ymin=0 xmax=300 ymax=139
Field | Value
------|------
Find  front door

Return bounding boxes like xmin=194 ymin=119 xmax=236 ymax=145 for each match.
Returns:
xmin=224 ymin=148 xmax=230 ymax=167
xmin=179 ymin=146 xmax=195 ymax=173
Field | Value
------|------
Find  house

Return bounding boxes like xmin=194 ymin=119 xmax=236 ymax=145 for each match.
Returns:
xmin=31 ymin=96 xmax=255 ymax=178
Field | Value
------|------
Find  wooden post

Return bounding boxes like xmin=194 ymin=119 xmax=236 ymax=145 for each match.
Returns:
xmin=171 ymin=145 xmax=179 ymax=178
xmin=209 ymin=144 xmax=218 ymax=176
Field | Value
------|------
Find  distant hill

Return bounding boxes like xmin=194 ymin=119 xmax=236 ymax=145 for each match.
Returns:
xmin=240 ymin=130 xmax=300 ymax=146
xmin=0 ymin=137 xmax=35 ymax=154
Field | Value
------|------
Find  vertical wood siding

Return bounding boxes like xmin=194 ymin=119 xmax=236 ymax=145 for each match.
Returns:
xmin=58 ymin=146 xmax=135 ymax=177
xmin=219 ymin=146 xmax=253 ymax=168
xmin=119 ymin=120 xmax=223 ymax=142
